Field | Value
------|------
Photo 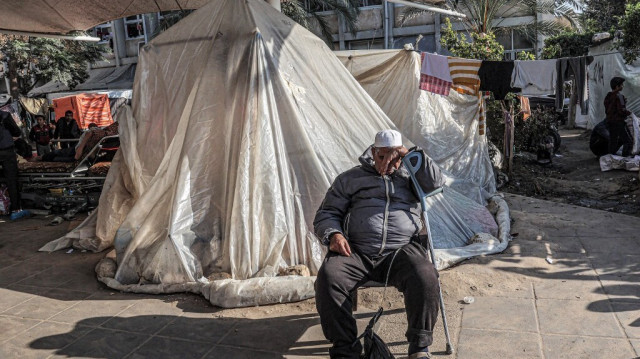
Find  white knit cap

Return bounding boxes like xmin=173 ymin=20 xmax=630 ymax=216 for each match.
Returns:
xmin=374 ymin=129 xmax=402 ymax=148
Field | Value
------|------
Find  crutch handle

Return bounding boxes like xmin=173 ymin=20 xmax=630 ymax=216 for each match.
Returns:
xmin=403 ymin=151 xmax=422 ymax=175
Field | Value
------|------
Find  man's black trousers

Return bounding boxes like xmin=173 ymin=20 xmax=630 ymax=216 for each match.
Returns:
xmin=607 ymin=121 xmax=633 ymax=157
xmin=0 ymin=148 xmax=20 ymax=212
xmin=315 ymin=241 xmax=440 ymax=359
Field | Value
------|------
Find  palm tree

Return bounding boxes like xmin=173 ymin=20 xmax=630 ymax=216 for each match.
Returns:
xmin=281 ymin=0 xmax=361 ymax=45
xmin=399 ymin=0 xmax=582 ymax=54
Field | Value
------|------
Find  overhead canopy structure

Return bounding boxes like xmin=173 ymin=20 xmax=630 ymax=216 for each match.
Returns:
xmin=0 ymin=0 xmax=209 ymax=35
xmin=29 ymin=65 xmax=136 ymax=96
xmin=0 ymin=0 xmax=461 ymax=36
xmin=41 ymin=0 xmax=509 ymax=308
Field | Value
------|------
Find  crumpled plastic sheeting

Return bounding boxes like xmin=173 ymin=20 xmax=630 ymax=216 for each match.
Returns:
xmin=335 ymin=49 xmax=496 ymax=204
xmin=427 ymin=187 xmax=498 ymax=250
xmin=434 ymin=194 xmax=511 ymax=270
xmin=600 ymin=154 xmax=640 ymax=172
xmin=631 ymin=114 xmax=640 ymax=155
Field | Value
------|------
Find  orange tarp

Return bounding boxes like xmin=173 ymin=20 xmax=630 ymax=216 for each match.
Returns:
xmin=53 ymin=93 xmax=113 ymax=129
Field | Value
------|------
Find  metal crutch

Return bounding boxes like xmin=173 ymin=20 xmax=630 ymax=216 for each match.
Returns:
xmin=401 ymin=151 xmax=454 ymax=355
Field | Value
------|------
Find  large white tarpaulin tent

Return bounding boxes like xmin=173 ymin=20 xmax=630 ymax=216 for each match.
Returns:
xmin=40 ymin=0 xmax=510 ymax=307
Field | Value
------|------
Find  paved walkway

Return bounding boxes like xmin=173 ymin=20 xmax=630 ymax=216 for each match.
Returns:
xmin=1 ymin=193 xmax=640 ymax=358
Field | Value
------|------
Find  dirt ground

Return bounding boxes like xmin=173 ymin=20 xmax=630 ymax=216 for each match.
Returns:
xmin=501 ymin=128 xmax=640 ymax=217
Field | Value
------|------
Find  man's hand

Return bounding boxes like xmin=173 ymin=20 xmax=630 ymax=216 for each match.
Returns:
xmin=374 ymin=146 xmax=409 ymax=176
xmin=329 ymin=233 xmax=352 ymax=257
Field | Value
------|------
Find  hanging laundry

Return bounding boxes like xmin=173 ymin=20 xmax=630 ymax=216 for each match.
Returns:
xmin=448 ymin=57 xmax=481 ymax=96
xmin=556 ymin=56 xmax=594 ymax=115
xmin=478 ymin=97 xmax=486 ymax=135
xmin=519 ymin=96 xmax=531 ymax=120
xmin=511 ymin=60 xmax=557 ymax=96
xmin=419 ymin=74 xmax=451 ymax=96
xmin=478 ymin=61 xmax=521 ymax=100
xmin=421 ymin=52 xmax=452 ymax=82
xmin=420 ymin=53 xmax=452 ymax=95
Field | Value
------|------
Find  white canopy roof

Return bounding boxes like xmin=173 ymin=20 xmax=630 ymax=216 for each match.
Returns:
xmin=0 ymin=0 xmax=457 ymax=36
xmin=0 ymin=0 xmax=209 ymax=34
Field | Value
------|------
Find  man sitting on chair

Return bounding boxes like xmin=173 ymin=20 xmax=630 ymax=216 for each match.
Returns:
xmin=314 ymin=129 xmax=445 ymax=359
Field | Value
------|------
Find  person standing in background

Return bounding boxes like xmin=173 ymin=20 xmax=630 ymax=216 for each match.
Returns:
xmin=29 ymin=115 xmax=54 ymax=155
xmin=54 ymin=110 xmax=80 ymax=149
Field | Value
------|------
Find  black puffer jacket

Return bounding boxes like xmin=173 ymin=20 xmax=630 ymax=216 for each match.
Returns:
xmin=314 ymin=146 xmax=444 ymax=257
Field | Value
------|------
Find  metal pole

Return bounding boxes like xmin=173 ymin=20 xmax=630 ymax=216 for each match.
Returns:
xmin=384 ymin=1 xmax=389 ymax=49
xmin=0 ymin=29 xmax=99 ymax=42
xmin=386 ymin=0 xmax=466 ymax=18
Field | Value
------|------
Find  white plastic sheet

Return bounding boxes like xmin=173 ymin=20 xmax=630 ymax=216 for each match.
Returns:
xmin=583 ymin=43 xmax=640 ymax=129
xmin=335 ymin=50 xmax=496 ymax=204
xmin=600 ymin=154 xmax=640 ymax=172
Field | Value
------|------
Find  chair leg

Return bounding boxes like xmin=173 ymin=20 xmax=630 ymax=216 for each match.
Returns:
xmin=350 ymin=290 xmax=358 ymax=311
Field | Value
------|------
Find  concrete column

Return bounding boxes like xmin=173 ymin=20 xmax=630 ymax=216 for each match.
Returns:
xmin=435 ymin=14 xmax=441 ymax=53
xmin=387 ymin=2 xmax=395 ymax=49
xmin=338 ymin=15 xmax=346 ymax=50
xmin=267 ymin=0 xmax=281 ymax=12
xmin=112 ymin=18 xmax=127 ymax=66
xmin=143 ymin=13 xmax=159 ymax=42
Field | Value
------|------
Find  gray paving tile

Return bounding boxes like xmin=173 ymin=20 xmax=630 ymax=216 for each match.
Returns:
xmin=541 ymin=334 xmax=636 ymax=359
xmin=0 ymin=315 xmax=42 ymax=343
xmin=0 ymin=259 xmax=53 ymax=286
xmin=534 ymin=277 xmax=606 ymax=301
xmin=630 ymin=339 xmax=640 ymax=356
xmin=456 ymin=328 xmax=542 ymax=359
xmin=13 ymin=266 xmax=78 ymax=288
xmin=580 ymin=236 xmax=640 ymax=255
xmin=46 ymin=328 xmax=149 ymax=359
xmin=126 ymin=336 xmax=213 ymax=359
xmin=597 ymin=275 xmax=640 ymax=303
xmin=5 ymin=288 xmax=91 ymax=320
xmin=610 ymin=302 xmax=640 ymax=339
xmin=156 ymin=316 xmax=237 ymax=343
xmin=285 ymin=323 xmax=331 ymax=358
xmin=589 ymin=254 xmax=640 ymax=276
xmin=218 ymin=314 xmax=320 ymax=352
xmin=49 ymin=292 xmax=137 ymax=327
xmin=461 ymin=296 xmax=537 ymax=332
xmin=0 ymin=321 xmax=92 ymax=359
xmin=100 ymin=299 xmax=186 ymax=334
xmin=0 ymin=286 xmax=35 ymax=313
xmin=101 ymin=314 xmax=178 ymax=335
xmin=204 ymin=346 xmax=282 ymax=359
xmin=537 ymin=299 xmax=625 ymax=337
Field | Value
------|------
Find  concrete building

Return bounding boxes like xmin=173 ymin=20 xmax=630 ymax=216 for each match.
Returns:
xmin=304 ymin=1 xmax=539 ymax=59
